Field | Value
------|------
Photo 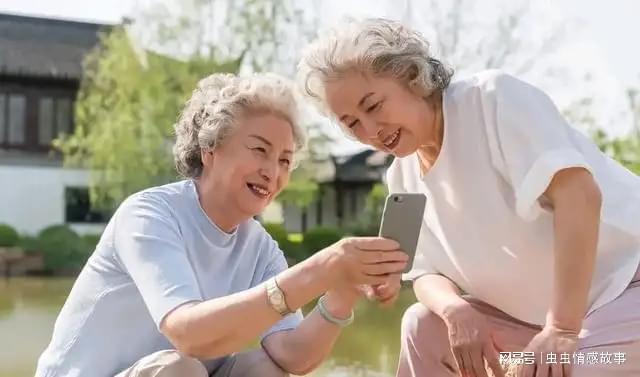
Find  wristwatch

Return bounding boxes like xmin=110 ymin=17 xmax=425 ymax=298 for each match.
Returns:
xmin=265 ymin=277 xmax=292 ymax=316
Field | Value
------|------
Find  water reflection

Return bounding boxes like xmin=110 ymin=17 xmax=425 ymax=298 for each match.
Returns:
xmin=0 ymin=278 xmax=416 ymax=377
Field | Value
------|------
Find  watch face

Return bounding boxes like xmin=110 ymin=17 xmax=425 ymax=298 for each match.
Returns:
xmin=272 ymin=291 xmax=284 ymax=305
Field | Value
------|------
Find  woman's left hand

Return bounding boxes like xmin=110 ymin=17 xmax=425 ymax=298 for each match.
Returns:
xmin=368 ymin=273 xmax=402 ymax=307
xmin=514 ymin=325 xmax=579 ymax=377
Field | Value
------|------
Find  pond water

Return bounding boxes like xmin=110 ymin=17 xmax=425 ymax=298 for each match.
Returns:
xmin=0 ymin=277 xmax=417 ymax=377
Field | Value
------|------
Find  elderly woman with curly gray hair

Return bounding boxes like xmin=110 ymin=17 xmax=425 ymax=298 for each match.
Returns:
xmin=298 ymin=17 xmax=640 ymax=377
xmin=35 ymin=73 xmax=409 ymax=377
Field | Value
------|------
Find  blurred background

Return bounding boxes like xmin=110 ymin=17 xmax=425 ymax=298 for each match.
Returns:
xmin=0 ymin=0 xmax=639 ymax=376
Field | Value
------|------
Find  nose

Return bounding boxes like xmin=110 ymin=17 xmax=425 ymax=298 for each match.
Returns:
xmin=259 ymin=158 xmax=278 ymax=183
xmin=360 ymin=117 xmax=383 ymax=140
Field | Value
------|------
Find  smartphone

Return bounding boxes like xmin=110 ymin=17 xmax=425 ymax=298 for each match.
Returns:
xmin=378 ymin=193 xmax=427 ymax=273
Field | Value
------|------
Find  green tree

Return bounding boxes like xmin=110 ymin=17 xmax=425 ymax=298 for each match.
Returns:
xmin=56 ymin=26 xmax=241 ymax=208
xmin=56 ymin=0 xmax=314 ymax=209
xmin=591 ymin=88 xmax=640 ymax=175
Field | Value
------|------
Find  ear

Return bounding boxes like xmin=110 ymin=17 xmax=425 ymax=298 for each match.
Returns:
xmin=201 ymin=148 xmax=215 ymax=168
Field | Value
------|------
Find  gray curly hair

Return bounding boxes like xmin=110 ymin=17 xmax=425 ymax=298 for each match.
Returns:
xmin=298 ymin=17 xmax=454 ymax=113
xmin=173 ymin=73 xmax=307 ymax=179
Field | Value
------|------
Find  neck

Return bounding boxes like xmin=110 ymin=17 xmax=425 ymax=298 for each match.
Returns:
xmin=417 ymin=93 xmax=444 ymax=174
xmin=194 ymin=178 xmax=244 ymax=233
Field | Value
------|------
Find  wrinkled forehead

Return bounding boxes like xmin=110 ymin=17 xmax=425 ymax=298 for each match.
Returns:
xmin=323 ymin=72 xmax=374 ymax=117
xmin=235 ymin=111 xmax=294 ymax=139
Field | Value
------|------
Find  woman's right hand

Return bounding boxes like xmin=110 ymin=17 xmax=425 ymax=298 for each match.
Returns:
xmin=321 ymin=237 xmax=408 ymax=287
xmin=443 ymin=301 xmax=505 ymax=377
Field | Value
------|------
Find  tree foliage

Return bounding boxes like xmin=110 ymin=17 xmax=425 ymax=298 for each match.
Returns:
xmin=56 ymin=0 xmax=312 ymax=209
xmin=56 ymin=26 xmax=240 ymax=208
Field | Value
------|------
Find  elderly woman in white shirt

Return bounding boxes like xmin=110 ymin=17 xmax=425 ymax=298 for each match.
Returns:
xmin=298 ymin=18 xmax=640 ymax=377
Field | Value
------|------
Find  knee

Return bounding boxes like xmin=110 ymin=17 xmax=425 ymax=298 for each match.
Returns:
xmin=251 ymin=351 xmax=288 ymax=377
xmin=147 ymin=350 xmax=208 ymax=377
xmin=230 ymin=349 xmax=289 ymax=377
xmin=400 ymin=303 xmax=447 ymax=344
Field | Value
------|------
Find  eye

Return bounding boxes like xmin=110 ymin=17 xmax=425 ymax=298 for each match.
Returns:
xmin=347 ymin=119 xmax=359 ymax=129
xmin=280 ymin=158 xmax=291 ymax=168
xmin=252 ymin=146 xmax=267 ymax=154
xmin=366 ymin=101 xmax=381 ymax=113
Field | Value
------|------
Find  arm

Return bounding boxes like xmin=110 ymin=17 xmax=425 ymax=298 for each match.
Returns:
xmin=162 ymin=251 xmax=333 ymax=358
xmin=261 ymin=289 xmax=359 ymax=375
xmin=544 ymin=167 xmax=601 ymax=332
xmin=161 ymin=237 xmax=407 ymax=359
xmin=413 ymin=273 xmax=467 ymax=321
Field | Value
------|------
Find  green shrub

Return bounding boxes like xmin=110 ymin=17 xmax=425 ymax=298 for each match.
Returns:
xmin=302 ymin=227 xmax=344 ymax=256
xmin=263 ymin=223 xmax=306 ymax=262
xmin=263 ymin=223 xmax=288 ymax=244
xmin=345 ymin=223 xmax=379 ymax=237
xmin=36 ymin=225 xmax=89 ymax=272
xmin=0 ymin=223 xmax=20 ymax=247
xmin=17 ymin=235 xmax=41 ymax=254
xmin=81 ymin=233 xmax=102 ymax=252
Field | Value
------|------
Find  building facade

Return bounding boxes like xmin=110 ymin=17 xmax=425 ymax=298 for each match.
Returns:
xmin=0 ymin=13 xmax=109 ymax=235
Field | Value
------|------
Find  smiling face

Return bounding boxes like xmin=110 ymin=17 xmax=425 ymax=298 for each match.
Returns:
xmin=202 ymin=112 xmax=294 ymax=219
xmin=324 ymin=72 xmax=440 ymax=157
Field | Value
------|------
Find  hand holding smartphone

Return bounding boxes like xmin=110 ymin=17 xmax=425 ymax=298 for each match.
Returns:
xmin=378 ymin=193 xmax=427 ymax=273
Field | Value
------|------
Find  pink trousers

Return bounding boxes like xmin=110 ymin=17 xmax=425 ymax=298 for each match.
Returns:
xmin=397 ymin=266 xmax=640 ymax=376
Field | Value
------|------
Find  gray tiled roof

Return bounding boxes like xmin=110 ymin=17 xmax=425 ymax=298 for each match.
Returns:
xmin=334 ymin=149 xmax=393 ymax=183
xmin=0 ymin=13 xmax=110 ymax=80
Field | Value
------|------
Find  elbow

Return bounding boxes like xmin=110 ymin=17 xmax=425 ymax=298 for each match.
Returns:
xmin=162 ymin=321 xmax=203 ymax=358
xmin=165 ymin=326 xmax=228 ymax=359
xmin=161 ymin=308 xmax=225 ymax=359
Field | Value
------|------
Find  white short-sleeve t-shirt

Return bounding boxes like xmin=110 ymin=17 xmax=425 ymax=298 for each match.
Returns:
xmin=35 ymin=180 xmax=302 ymax=377
xmin=388 ymin=70 xmax=640 ymax=326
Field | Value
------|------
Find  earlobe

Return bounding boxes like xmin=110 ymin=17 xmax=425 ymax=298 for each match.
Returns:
xmin=201 ymin=149 xmax=214 ymax=166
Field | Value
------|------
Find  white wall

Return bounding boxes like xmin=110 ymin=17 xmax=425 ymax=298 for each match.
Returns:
xmin=0 ymin=165 xmax=106 ymax=235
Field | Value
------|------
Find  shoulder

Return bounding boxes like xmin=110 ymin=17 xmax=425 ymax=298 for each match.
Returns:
xmin=446 ymin=69 xmax=534 ymax=99
xmin=121 ymin=180 xmax=192 ymax=210
xmin=114 ymin=180 xmax=195 ymax=227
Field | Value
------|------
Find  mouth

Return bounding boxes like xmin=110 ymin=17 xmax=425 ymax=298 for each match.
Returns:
xmin=246 ymin=182 xmax=271 ymax=199
xmin=382 ymin=129 xmax=401 ymax=150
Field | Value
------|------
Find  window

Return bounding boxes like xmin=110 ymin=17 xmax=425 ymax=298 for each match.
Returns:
xmin=0 ymin=93 xmax=26 ymax=145
xmin=38 ymin=96 xmax=73 ymax=146
xmin=0 ymin=94 xmax=5 ymax=143
xmin=56 ymin=98 xmax=72 ymax=135
xmin=38 ymin=98 xmax=54 ymax=145
xmin=65 ymin=187 xmax=110 ymax=223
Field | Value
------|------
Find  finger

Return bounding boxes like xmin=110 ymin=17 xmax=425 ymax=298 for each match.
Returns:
xmin=360 ymin=285 xmax=376 ymax=300
xmin=461 ymin=351 xmax=475 ymax=377
xmin=470 ymin=349 xmax=490 ymax=377
xmin=551 ymin=362 xmax=562 ymax=377
xmin=379 ymin=291 xmax=399 ymax=307
xmin=452 ymin=349 xmax=467 ymax=377
xmin=376 ymin=287 xmax=397 ymax=302
xmin=535 ymin=360 xmax=548 ymax=377
xmin=349 ymin=236 xmax=400 ymax=251
xmin=484 ymin=343 xmax=505 ymax=377
xmin=360 ymin=274 xmax=391 ymax=286
xmin=520 ymin=363 xmax=535 ymax=377
xmin=562 ymin=362 xmax=572 ymax=377
xmin=377 ymin=273 xmax=402 ymax=290
xmin=361 ymin=250 xmax=409 ymax=264
xmin=363 ymin=261 xmax=407 ymax=276
xmin=373 ymin=281 xmax=395 ymax=298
